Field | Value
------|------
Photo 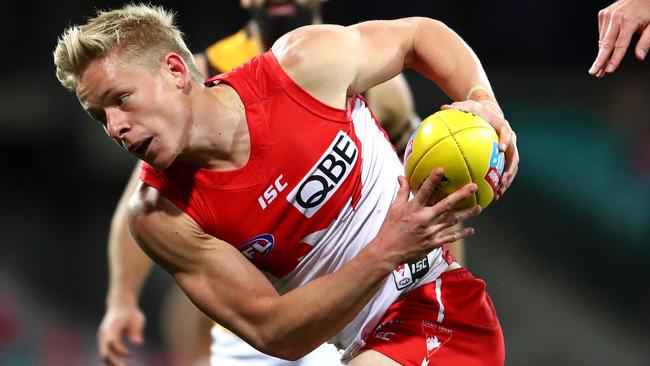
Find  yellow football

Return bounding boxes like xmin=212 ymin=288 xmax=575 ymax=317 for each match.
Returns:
xmin=403 ymin=109 xmax=505 ymax=209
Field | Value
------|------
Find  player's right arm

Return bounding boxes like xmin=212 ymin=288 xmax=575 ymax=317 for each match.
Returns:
xmin=127 ymin=169 xmax=481 ymax=361
xmin=97 ymin=162 xmax=153 ymax=366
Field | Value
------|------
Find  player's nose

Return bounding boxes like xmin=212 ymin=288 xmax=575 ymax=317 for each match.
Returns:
xmin=105 ymin=108 xmax=130 ymax=140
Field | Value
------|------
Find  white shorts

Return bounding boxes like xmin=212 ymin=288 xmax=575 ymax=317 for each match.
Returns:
xmin=210 ymin=325 xmax=343 ymax=366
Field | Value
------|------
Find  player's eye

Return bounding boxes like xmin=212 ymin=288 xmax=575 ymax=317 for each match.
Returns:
xmin=117 ymin=94 xmax=129 ymax=106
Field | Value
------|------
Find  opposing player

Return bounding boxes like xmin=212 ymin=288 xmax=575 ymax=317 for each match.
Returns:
xmin=55 ymin=4 xmax=518 ymax=366
xmin=589 ymin=0 xmax=650 ymax=77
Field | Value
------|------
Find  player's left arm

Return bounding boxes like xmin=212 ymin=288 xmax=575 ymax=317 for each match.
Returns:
xmin=354 ymin=17 xmax=518 ymax=196
xmin=274 ymin=18 xmax=518 ymax=196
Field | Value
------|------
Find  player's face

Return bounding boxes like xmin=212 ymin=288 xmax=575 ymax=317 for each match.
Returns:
xmin=246 ymin=0 xmax=319 ymax=16
xmin=247 ymin=0 xmax=321 ymax=49
xmin=76 ymin=54 xmax=189 ymax=170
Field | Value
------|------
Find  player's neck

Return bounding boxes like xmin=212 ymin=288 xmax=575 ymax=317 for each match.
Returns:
xmin=179 ymin=84 xmax=250 ymax=171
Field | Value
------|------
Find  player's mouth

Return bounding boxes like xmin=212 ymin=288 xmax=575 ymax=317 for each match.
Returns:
xmin=132 ymin=137 xmax=153 ymax=157
xmin=265 ymin=0 xmax=295 ymax=16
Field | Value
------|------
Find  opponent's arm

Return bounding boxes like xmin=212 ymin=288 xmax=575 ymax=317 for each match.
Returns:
xmin=128 ymin=170 xmax=480 ymax=360
xmin=274 ymin=18 xmax=518 ymax=197
xmin=97 ymin=162 xmax=153 ymax=366
xmin=365 ymin=74 xmax=416 ymax=157
xmin=589 ymin=0 xmax=650 ymax=77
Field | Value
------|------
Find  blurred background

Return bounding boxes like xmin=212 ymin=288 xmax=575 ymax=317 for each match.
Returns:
xmin=0 ymin=0 xmax=648 ymax=365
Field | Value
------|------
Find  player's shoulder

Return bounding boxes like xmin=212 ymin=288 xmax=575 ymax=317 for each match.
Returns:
xmin=275 ymin=23 xmax=357 ymax=49
xmin=127 ymin=182 xmax=183 ymax=236
xmin=271 ymin=24 xmax=360 ymax=94
xmin=272 ymin=23 xmax=358 ymax=66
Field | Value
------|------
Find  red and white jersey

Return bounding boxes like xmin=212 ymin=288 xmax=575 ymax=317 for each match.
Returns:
xmin=140 ymin=51 xmax=450 ymax=359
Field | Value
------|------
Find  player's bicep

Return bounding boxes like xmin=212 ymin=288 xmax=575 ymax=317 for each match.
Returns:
xmin=273 ymin=21 xmax=413 ymax=104
xmin=346 ymin=19 xmax=419 ymax=94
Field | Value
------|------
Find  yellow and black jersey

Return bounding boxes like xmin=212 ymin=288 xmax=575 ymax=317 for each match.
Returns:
xmin=203 ymin=25 xmax=262 ymax=74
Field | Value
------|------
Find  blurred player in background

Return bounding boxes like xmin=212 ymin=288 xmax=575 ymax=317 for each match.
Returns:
xmin=95 ymin=1 xmax=456 ymax=366
xmin=589 ymin=0 xmax=650 ymax=77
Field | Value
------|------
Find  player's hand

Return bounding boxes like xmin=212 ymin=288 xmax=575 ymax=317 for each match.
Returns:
xmin=589 ymin=0 xmax=650 ymax=77
xmin=376 ymin=169 xmax=481 ymax=265
xmin=97 ymin=301 xmax=146 ymax=366
xmin=441 ymin=100 xmax=519 ymax=198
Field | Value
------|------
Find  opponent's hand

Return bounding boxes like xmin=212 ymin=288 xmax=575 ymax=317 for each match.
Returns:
xmin=97 ymin=302 xmax=146 ymax=366
xmin=376 ymin=168 xmax=482 ymax=265
xmin=589 ymin=0 xmax=650 ymax=77
xmin=441 ymin=100 xmax=519 ymax=198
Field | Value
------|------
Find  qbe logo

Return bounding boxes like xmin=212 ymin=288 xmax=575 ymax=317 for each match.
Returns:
xmin=286 ymin=131 xmax=358 ymax=218
xmin=238 ymin=234 xmax=274 ymax=261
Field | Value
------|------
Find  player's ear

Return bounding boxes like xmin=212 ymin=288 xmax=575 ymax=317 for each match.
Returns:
xmin=162 ymin=52 xmax=189 ymax=89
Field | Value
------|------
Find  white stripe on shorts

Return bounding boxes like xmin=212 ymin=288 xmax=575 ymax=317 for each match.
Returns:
xmin=435 ymin=278 xmax=444 ymax=323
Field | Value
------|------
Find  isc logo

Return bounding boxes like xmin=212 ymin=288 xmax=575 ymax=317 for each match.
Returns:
xmin=286 ymin=131 xmax=358 ymax=218
xmin=239 ymin=234 xmax=275 ymax=261
xmin=392 ymin=257 xmax=430 ymax=290
xmin=258 ymin=175 xmax=288 ymax=210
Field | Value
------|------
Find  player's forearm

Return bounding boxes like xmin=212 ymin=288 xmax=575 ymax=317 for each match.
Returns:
xmin=408 ymin=18 xmax=496 ymax=104
xmin=106 ymin=163 xmax=153 ymax=307
xmin=246 ymin=243 xmax=394 ymax=360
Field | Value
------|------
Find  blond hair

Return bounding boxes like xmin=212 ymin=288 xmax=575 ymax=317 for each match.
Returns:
xmin=53 ymin=3 xmax=202 ymax=91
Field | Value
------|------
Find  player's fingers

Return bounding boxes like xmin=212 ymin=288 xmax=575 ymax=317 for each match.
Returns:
xmin=443 ymin=202 xmax=482 ymax=222
xmin=498 ymin=141 xmax=519 ymax=197
xmin=396 ymin=175 xmax=411 ymax=203
xmin=430 ymin=182 xmax=477 ymax=217
xmin=606 ymin=19 xmax=638 ymax=73
xmin=431 ymin=227 xmax=475 ymax=247
xmin=433 ymin=205 xmax=481 ymax=230
xmin=441 ymin=102 xmax=468 ymax=112
xmin=128 ymin=316 xmax=145 ymax=345
xmin=108 ymin=337 xmax=131 ymax=357
xmin=598 ymin=8 xmax=606 ymax=41
xmin=98 ymin=334 xmax=129 ymax=366
xmin=635 ymin=25 xmax=650 ymax=60
xmin=98 ymin=328 xmax=117 ymax=360
xmin=102 ymin=353 xmax=128 ymax=366
xmin=454 ymin=204 xmax=482 ymax=222
xmin=497 ymin=122 xmax=513 ymax=152
xmin=412 ymin=168 xmax=444 ymax=206
xmin=590 ymin=11 xmax=619 ymax=75
xmin=591 ymin=41 xmax=616 ymax=76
